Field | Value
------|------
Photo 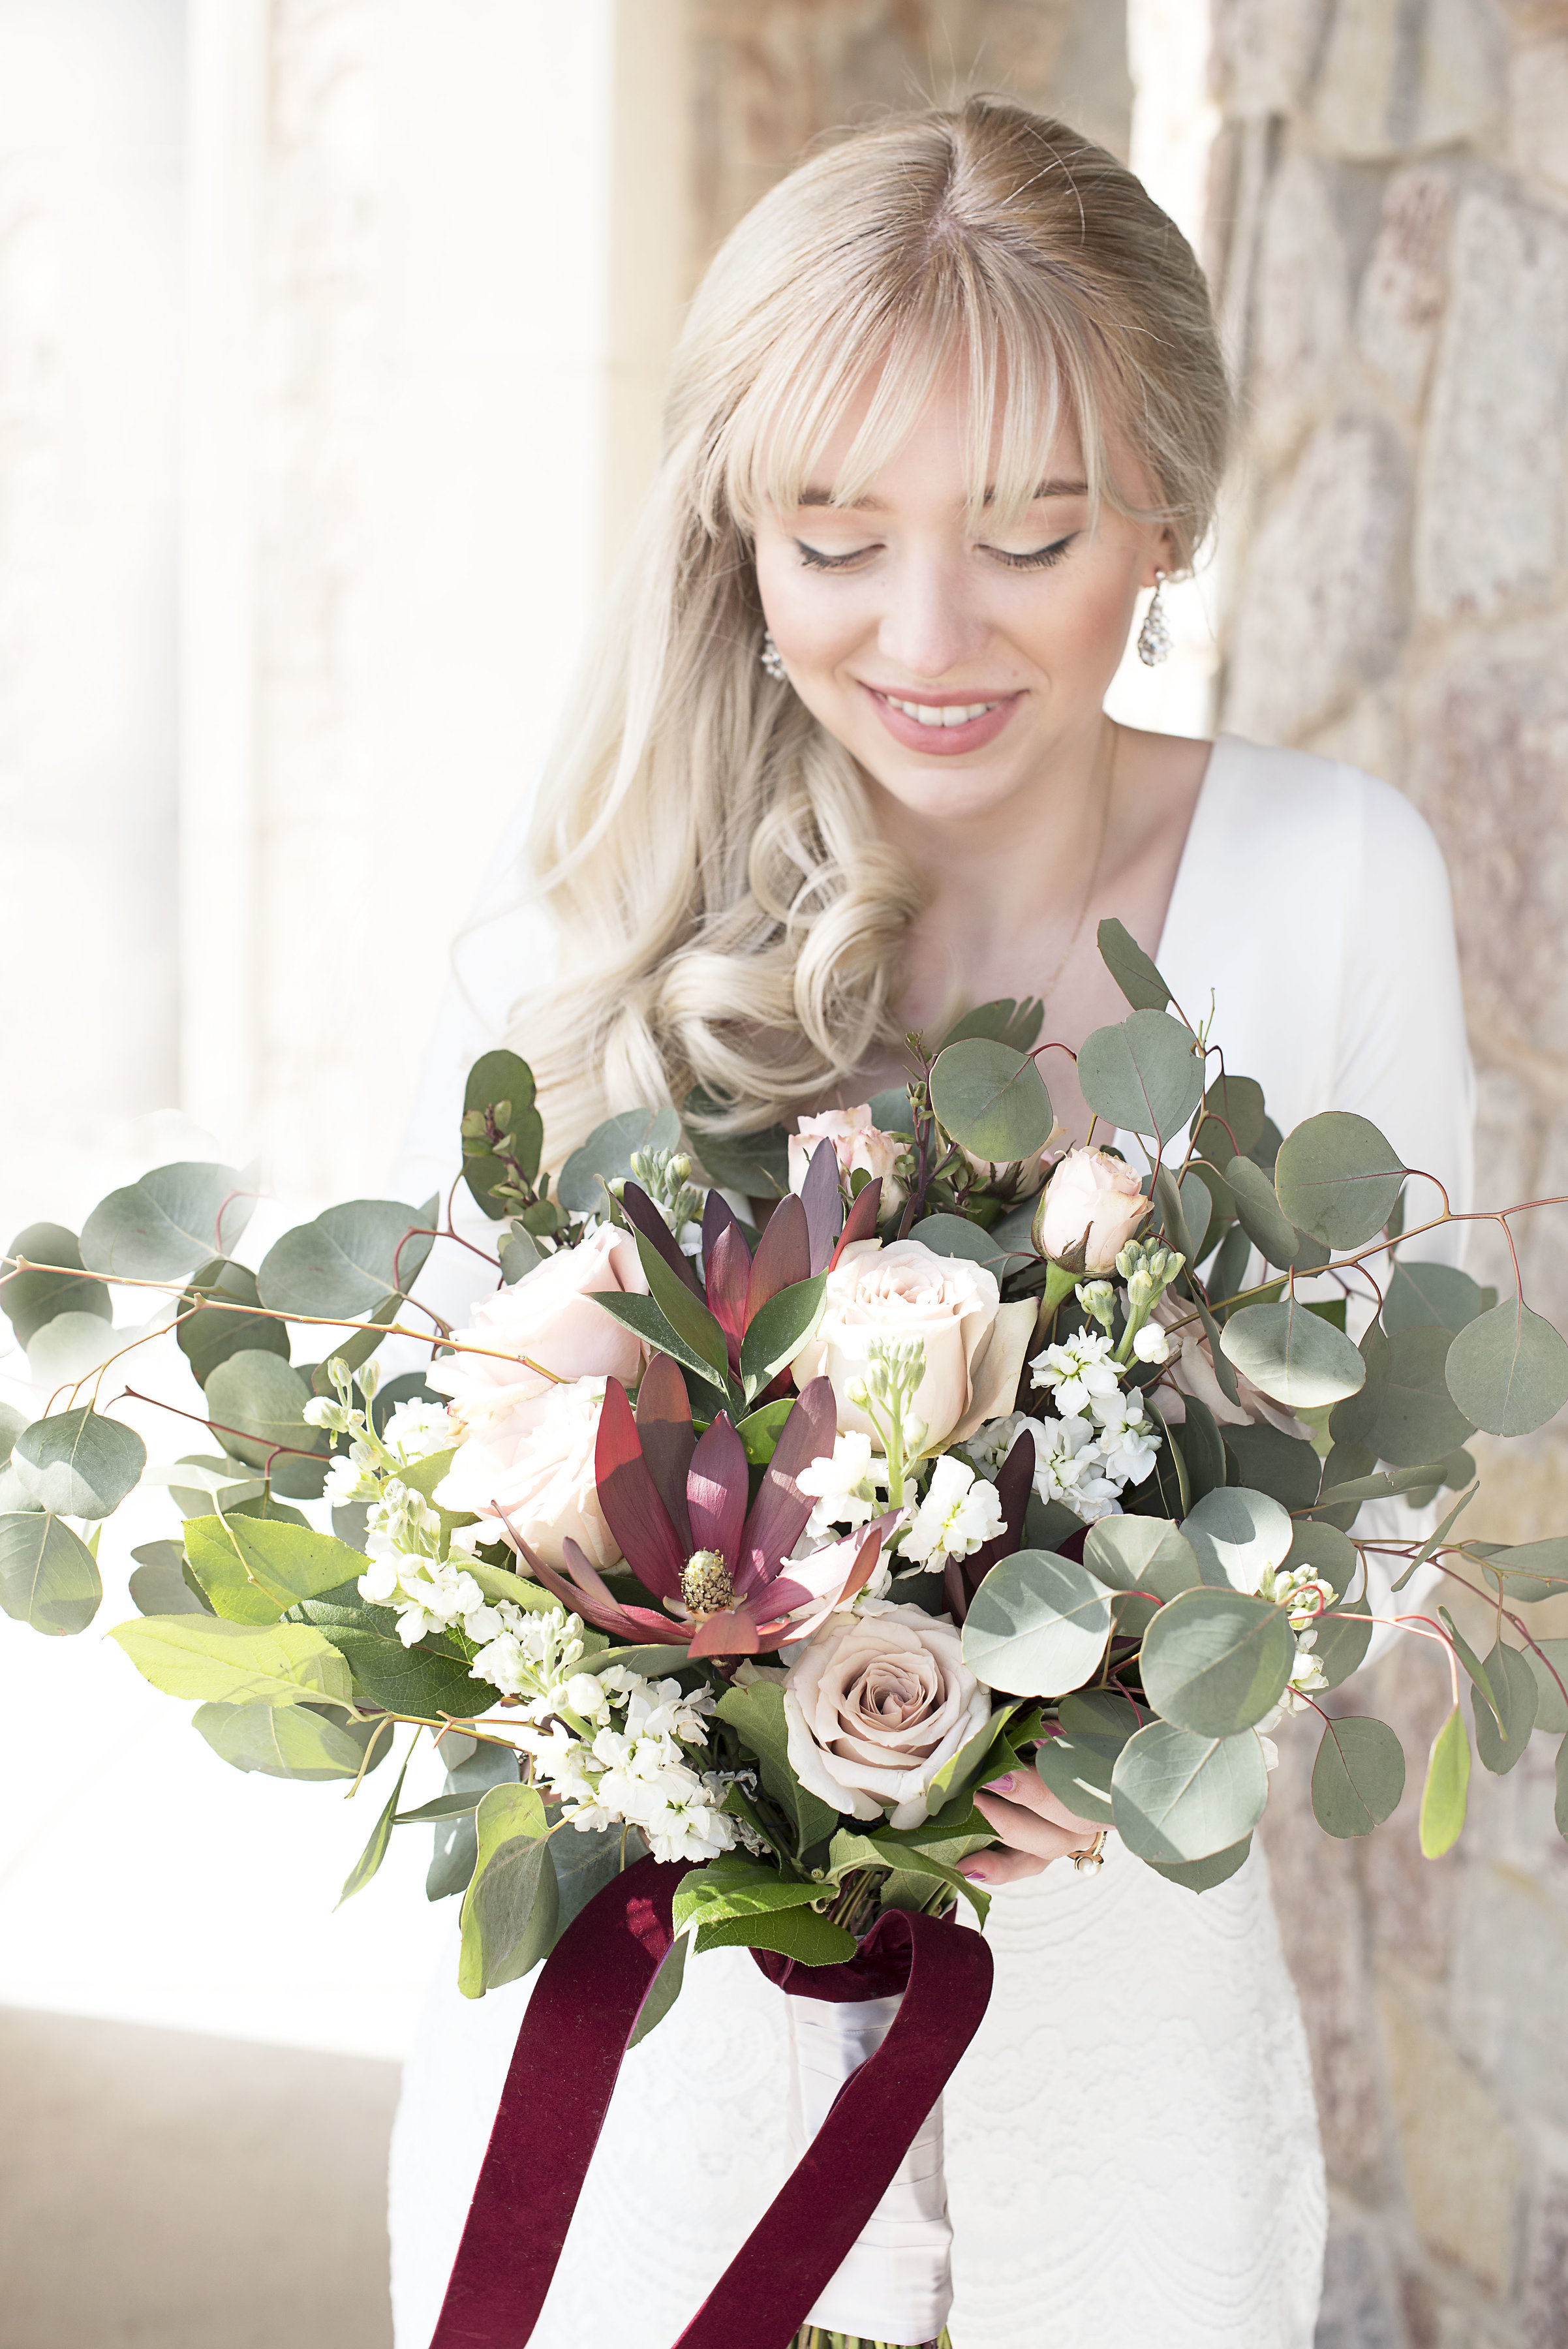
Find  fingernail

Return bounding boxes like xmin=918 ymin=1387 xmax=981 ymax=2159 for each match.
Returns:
xmin=959 ymin=1864 xmax=988 ymax=1882
xmin=984 ymin=1772 xmax=1015 ymax=1794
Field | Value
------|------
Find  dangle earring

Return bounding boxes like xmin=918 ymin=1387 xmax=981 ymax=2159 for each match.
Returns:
xmin=760 ymin=628 xmax=788 ymax=684
xmin=1137 ymin=570 xmax=1171 ymax=668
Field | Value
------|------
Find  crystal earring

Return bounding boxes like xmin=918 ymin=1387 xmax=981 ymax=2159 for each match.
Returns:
xmin=1137 ymin=570 xmax=1171 ymax=668
xmin=760 ymin=628 xmax=788 ymax=684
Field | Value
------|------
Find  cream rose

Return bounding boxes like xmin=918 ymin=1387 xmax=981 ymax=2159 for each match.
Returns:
xmin=783 ymin=1601 xmax=991 ymax=1830
xmin=789 ymin=1107 xmax=907 ymax=1212
xmin=791 ymin=1237 xmax=1036 ymax=1452
xmin=427 ymin=1220 xmax=647 ymax=1439
xmin=434 ymin=1374 xmax=621 ymax=1569
xmin=1031 ymin=1144 xmax=1152 ymax=1273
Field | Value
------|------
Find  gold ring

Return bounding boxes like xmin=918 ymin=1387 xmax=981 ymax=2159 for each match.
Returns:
xmin=1071 ymin=1831 xmax=1107 ymax=1873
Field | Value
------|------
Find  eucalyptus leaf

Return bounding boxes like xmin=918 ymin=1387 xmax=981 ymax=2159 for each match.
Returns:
xmin=462 ymin=1049 xmax=542 ymax=1217
xmin=1221 ymin=1299 xmax=1366 ymax=1409
xmin=681 ymin=1106 xmax=792 ymax=1203
xmin=936 ymin=996 xmax=1046 ymax=1054
xmin=11 ymin=1407 xmax=146 ymax=1519
xmin=1310 ymin=1603 xmax=1373 ymax=1689
xmin=557 ymin=1107 xmax=681 ymax=1217
xmin=459 ymin=1784 xmax=557 ymax=1995
xmin=628 ymin=1929 xmax=690 ymax=2046
xmin=1 ymin=1223 xmax=113 ymax=1344
xmin=195 ymin=1700 xmax=385 ymax=1781
xmin=340 ymin=1742 xmax=414 ymax=1905
xmin=1364 ymin=1327 xmax=1475 ymax=1467
xmin=961 ymin=1548 xmax=1113 ymax=1697
xmin=82 ymin=1162 xmax=253 ymax=1282
xmin=1311 ymin=1715 xmax=1405 ymax=1837
xmin=1445 ymin=1299 xmax=1568 ymax=1437
xmin=1222 ymin=1422 xmax=1323 ymax=1512
xmin=427 ymin=1734 xmax=521 ymax=1901
xmin=1284 ymin=1518 xmax=1357 ymax=1599
xmin=715 ymin=1680 xmax=841 ymax=1850
xmin=1471 ymin=1642 xmax=1538 ymax=1775
xmin=908 ymin=1214 xmax=1030 ymax=1274
xmin=1139 ymin=1588 xmax=1296 ymax=1734
xmin=1096 ymin=917 xmax=1171 ymax=1012
xmin=1383 ymin=1261 xmax=1488 ymax=1336
xmin=1225 ymin=1157 xmax=1319 ymax=1270
xmin=1083 ymin=1515 xmax=1201 ymax=1601
xmin=1196 ymin=1074 xmax=1267 ymax=1159
xmin=1180 ymin=1485 xmax=1293 ymax=1593
xmin=1419 ymin=1705 xmax=1470 ymax=1858
xmin=1329 ymin=1320 xmax=1391 ymax=1446
xmin=1145 ymin=1835 xmax=1253 ymax=1892
xmin=928 ymin=1038 xmax=1055 ymax=1163
xmin=258 ymin=1200 xmax=434 ymax=1321
xmin=203 ymin=1352 xmax=329 ymax=1497
xmin=1077 ymin=1011 xmax=1204 ymax=1143
xmin=0 ymin=1510 xmax=102 ymax=1635
xmin=1176 ymin=1390 xmax=1226 ymax=1503
xmin=1274 ymin=1113 xmax=1405 ymax=1249
xmin=1111 ymin=1719 xmax=1269 ymax=1864
xmin=177 ymin=1257 xmax=291 ymax=1384
xmin=1473 ymin=1535 xmax=1568 ymax=1604
xmin=1524 ymin=1640 xmax=1568 ymax=1734
xmin=128 ymin=1541 xmax=209 ymax=1618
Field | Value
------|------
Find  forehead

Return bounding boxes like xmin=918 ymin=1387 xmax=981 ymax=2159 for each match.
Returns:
xmin=793 ymin=385 xmax=1090 ymax=513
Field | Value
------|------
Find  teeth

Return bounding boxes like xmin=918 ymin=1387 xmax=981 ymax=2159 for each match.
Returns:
xmin=886 ymin=695 xmax=1000 ymax=728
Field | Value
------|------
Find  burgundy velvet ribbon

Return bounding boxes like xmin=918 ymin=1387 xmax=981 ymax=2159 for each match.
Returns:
xmin=430 ymin=1854 xmax=994 ymax=2349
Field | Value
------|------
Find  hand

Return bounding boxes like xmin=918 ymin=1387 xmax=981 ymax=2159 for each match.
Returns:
xmin=962 ymin=1762 xmax=1103 ymax=1886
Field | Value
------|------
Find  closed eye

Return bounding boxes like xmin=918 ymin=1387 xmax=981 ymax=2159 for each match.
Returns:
xmin=794 ymin=539 xmax=878 ymax=571
xmin=985 ymin=533 xmax=1078 ymax=571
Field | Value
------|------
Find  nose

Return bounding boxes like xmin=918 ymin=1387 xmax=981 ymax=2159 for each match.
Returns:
xmin=875 ymin=552 xmax=991 ymax=681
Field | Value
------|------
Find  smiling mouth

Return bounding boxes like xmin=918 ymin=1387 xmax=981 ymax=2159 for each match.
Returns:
xmin=878 ymin=692 xmax=1007 ymax=729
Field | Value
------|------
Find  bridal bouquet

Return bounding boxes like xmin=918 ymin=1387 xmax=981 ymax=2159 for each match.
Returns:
xmin=5 ymin=919 xmax=1568 ymax=2348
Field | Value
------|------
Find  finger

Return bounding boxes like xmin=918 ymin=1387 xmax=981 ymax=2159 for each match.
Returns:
xmin=971 ymin=1786 xmax=1097 ymax=1867
xmin=981 ymin=1764 xmax=1102 ymax=1840
xmin=959 ymin=1843 xmax=1045 ymax=1886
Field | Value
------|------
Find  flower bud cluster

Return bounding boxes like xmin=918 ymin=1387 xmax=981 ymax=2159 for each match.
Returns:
xmin=613 ymin=1148 xmax=705 ymax=1254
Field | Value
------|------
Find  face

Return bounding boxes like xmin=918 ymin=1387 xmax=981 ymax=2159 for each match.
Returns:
xmin=751 ymin=374 xmax=1169 ymax=832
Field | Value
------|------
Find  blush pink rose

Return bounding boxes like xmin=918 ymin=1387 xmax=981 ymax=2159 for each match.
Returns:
xmin=789 ymin=1107 xmax=907 ymax=1212
xmin=435 ymin=1374 xmax=620 ymax=1569
xmin=1031 ymin=1144 xmax=1152 ymax=1274
xmin=427 ymin=1220 xmax=648 ymax=1439
xmin=782 ymin=1601 xmax=992 ymax=1830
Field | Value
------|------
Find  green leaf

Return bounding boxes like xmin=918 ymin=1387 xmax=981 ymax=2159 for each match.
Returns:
xmin=1034 ymin=1689 xmax=1143 ymax=1828
xmin=1224 ymin=1156 xmax=1325 ymax=1270
xmin=1083 ymin=1515 xmax=1202 ymax=1601
xmin=923 ymin=1699 xmax=1022 ymax=1817
xmin=1176 ymin=1389 xmax=1226 ymax=1503
xmin=1438 ymin=1604 xmax=1503 ymax=1731
xmin=734 ymin=1399 xmax=795 ymax=1465
xmin=1524 ymin=1640 xmax=1568 ymax=1734
xmin=1473 ymin=1536 xmax=1568 ymax=1604
xmin=129 ymin=1541 xmax=209 ymax=1618
xmin=1111 ymin=1719 xmax=1270 ymax=1863
xmin=589 ymin=1290 xmax=735 ymax=1402
xmin=1 ymin=1223 xmax=113 ymax=1344
xmin=1471 ymin=1642 xmax=1538 ymax=1775
xmin=340 ymin=1740 xmax=416 ymax=1904
xmin=551 ymin=1820 xmax=639 ymax=1935
xmin=1310 ymin=1715 xmax=1405 ymax=1837
xmin=1221 ymin=1298 xmax=1367 ymax=1409
xmin=215 ymin=1515 xmax=372 ymax=1608
xmin=463 ymin=1050 xmax=542 ymax=1217
xmin=1310 ymin=1603 xmax=1374 ymax=1689
xmin=557 ymin=1107 xmax=681 ymax=1217
xmin=1329 ymin=1319 xmax=1391 ymax=1446
xmin=258 ymin=1200 xmax=435 ymax=1321
xmin=202 ymin=1352 xmax=328 ymax=1497
xmin=1284 ymin=1518 xmax=1358 ymax=1599
xmin=927 ymin=1037 xmax=1055 ymax=1163
xmin=681 ymin=1090 xmax=791 ymax=1199
xmin=177 ymin=1257 xmax=291 ymax=1385
xmin=632 ymin=1236 xmax=733 ymax=1385
xmin=1364 ymin=1327 xmax=1475 ymax=1466
xmin=1382 ymin=1261 xmax=1488 ymax=1336
xmin=936 ymin=996 xmax=1046 ymax=1054
xmin=10 ymin=1407 xmax=146 ymax=1518
xmin=184 ymin=1516 xmax=288 ymax=1623
xmin=672 ymin=1856 xmax=824 ymax=1933
xmin=1139 ymin=1587 xmax=1297 ymax=1734
xmin=1445 ymin=1298 xmax=1568 ymax=1438
xmin=628 ymin=1929 xmax=690 ymax=2047
xmin=1145 ymin=1835 xmax=1253 ymax=1893
xmin=1419 ymin=1705 xmax=1470 ymax=1858
xmin=1076 ymin=1011 xmax=1203 ymax=1143
xmin=1274 ymin=1113 xmax=1405 ymax=1248
xmin=739 ymin=1275 xmax=825 ymax=1400
xmin=1222 ymin=1422 xmax=1323 ymax=1512
xmin=109 ymin=1614 xmax=354 ymax=1706
xmin=961 ymin=1548 xmax=1113 ymax=1697
xmin=499 ymin=1225 xmax=544 ymax=1282
xmin=1096 ymin=917 xmax=1171 ymax=1013
xmin=459 ymin=1785 xmax=559 ymax=1995
xmin=82 ymin=1162 xmax=253 ymax=1282
xmin=1181 ymin=1484 xmax=1294 ymax=1592
xmin=196 ymin=1701 xmax=387 ymax=1781
xmin=1196 ymin=1074 xmax=1267 ymax=1159
xmin=823 ymin=1827 xmax=987 ymax=1923
xmin=316 ymin=1625 xmax=484 ymax=1720
xmin=908 ymin=1214 xmax=1030 ymax=1274
xmin=0 ymin=1510 xmax=102 ymax=1635
xmin=715 ymin=1679 xmax=840 ymax=1849
xmin=427 ymin=1734 xmax=521 ymax=1901
xmin=694 ymin=1905 xmax=857 ymax=1965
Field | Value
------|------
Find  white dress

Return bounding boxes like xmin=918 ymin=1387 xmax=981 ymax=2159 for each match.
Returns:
xmin=385 ymin=734 xmax=1474 ymax=2349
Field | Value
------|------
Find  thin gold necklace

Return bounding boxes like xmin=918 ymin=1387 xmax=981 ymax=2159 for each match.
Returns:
xmin=1037 ymin=719 xmax=1118 ymax=1006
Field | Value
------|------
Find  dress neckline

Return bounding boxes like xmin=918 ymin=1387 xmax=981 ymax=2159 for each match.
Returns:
xmin=1152 ymin=729 xmax=1236 ymax=974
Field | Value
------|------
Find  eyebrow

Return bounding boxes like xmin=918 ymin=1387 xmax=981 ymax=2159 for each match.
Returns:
xmin=796 ymin=478 xmax=1090 ymax=511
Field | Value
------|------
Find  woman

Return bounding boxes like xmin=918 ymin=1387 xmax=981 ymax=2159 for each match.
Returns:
xmin=390 ymin=100 xmax=1472 ymax=2348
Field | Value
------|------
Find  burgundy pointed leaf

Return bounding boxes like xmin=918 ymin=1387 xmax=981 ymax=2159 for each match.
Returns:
xmin=828 ymin=1176 xmax=882 ymax=1269
xmin=739 ymin=1375 xmax=838 ymax=1590
xmin=701 ymin=1186 xmax=741 ymax=1264
xmin=688 ymin=1606 xmax=761 ymax=1659
xmin=799 ymin=1139 xmax=845 ymax=1274
xmin=619 ymin=1181 xmax=700 ymax=1293
xmin=594 ymin=1377 xmax=687 ymax=1601
xmin=745 ymin=1192 xmax=812 ymax=1324
xmin=966 ymin=1428 xmax=1035 ymax=1589
xmin=686 ymin=1413 xmax=749 ymax=1572
xmin=944 ymin=1556 xmax=968 ymax=1623
xmin=705 ymin=1223 xmax=752 ymax=1371
xmin=634 ymin=1353 xmax=695 ymax=1550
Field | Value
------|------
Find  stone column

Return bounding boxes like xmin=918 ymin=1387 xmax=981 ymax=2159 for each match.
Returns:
xmin=1210 ymin=3 xmax=1568 ymax=2341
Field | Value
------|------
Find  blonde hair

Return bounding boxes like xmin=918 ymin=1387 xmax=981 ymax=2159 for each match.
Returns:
xmin=514 ymin=98 xmax=1231 ymax=1161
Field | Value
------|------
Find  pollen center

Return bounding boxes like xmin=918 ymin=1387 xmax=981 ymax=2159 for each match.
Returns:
xmin=681 ymin=1548 xmax=736 ymax=1616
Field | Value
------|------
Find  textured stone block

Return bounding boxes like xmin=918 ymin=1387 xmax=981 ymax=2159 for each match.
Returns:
xmin=1248 ymin=151 xmax=1351 ymax=464
xmin=1451 ymin=1862 xmax=1568 ymax=2136
xmin=1355 ymin=164 xmax=1453 ymax=410
xmin=1377 ymin=1968 xmax=1524 ymax=2292
xmin=1417 ymin=0 xmax=1507 ymax=149
xmin=1315 ymin=2212 xmax=1405 ymax=2348
xmin=1509 ymin=36 xmax=1568 ymax=189
xmin=1523 ymin=2169 xmax=1568 ymax=2348
xmin=1407 ymin=651 xmax=1568 ymax=1064
xmin=1214 ymin=0 xmax=1329 ymax=117
xmin=1314 ymin=0 xmax=1407 ymax=157
xmin=1223 ymin=414 xmax=1409 ymax=744
xmin=1415 ymin=189 xmax=1568 ymax=622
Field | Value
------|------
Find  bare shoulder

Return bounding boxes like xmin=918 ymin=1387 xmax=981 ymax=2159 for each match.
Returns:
xmin=1107 ymin=722 xmax=1212 ymax=871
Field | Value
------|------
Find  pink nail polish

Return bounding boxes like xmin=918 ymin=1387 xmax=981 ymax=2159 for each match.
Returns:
xmin=984 ymin=1772 xmax=1015 ymax=1794
xmin=959 ymin=1863 xmax=987 ymax=1881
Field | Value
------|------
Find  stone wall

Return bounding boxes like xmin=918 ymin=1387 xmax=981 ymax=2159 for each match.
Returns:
xmin=1210 ymin=3 xmax=1568 ymax=2341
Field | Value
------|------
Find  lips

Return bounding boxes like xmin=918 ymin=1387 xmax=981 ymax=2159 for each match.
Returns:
xmin=861 ymin=682 xmax=1023 ymax=757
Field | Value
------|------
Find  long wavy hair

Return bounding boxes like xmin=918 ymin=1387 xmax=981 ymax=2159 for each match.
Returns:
xmin=512 ymin=98 xmax=1231 ymax=1161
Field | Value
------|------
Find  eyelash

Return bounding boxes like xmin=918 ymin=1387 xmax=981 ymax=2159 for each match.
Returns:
xmin=793 ymin=533 xmax=1078 ymax=573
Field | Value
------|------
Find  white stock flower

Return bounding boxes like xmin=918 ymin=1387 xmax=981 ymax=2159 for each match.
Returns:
xmin=899 ymin=1454 xmax=1004 ymax=1567
xmin=795 ymin=1430 xmax=890 ymax=1539
xmin=1133 ymin=1323 xmax=1171 ymax=1364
